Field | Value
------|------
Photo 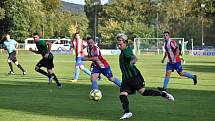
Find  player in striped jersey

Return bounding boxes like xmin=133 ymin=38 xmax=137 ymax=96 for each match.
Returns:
xmin=158 ymin=31 xmax=197 ymax=91
xmin=116 ymin=33 xmax=174 ymax=120
xmin=69 ymin=33 xmax=91 ymax=82
xmin=82 ymin=37 xmax=121 ymax=90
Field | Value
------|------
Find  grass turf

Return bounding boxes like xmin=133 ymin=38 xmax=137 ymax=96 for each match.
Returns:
xmin=0 ymin=52 xmax=215 ymax=121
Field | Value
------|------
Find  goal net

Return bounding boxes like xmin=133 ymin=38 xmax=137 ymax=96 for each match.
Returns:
xmin=133 ymin=38 xmax=185 ymax=55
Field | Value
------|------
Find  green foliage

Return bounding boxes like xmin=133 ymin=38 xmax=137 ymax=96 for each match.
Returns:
xmin=0 ymin=53 xmax=215 ymax=121
xmin=4 ymin=0 xmax=43 ymax=41
xmin=1 ymin=0 xmax=88 ymax=42
xmin=0 ymin=7 xmax=5 ymax=20
xmin=84 ymin=0 xmax=102 ymax=39
xmin=99 ymin=0 xmax=155 ymax=43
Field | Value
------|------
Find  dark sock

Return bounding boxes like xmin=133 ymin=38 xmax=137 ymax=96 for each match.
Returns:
xmin=17 ymin=64 xmax=25 ymax=72
xmin=8 ymin=62 xmax=13 ymax=72
xmin=161 ymin=91 xmax=167 ymax=97
xmin=119 ymin=95 xmax=129 ymax=113
xmin=36 ymin=69 xmax=48 ymax=76
xmin=52 ymin=73 xmax=61 ymax=85
xmin=142 ymin=89 xmax=162 ymax=96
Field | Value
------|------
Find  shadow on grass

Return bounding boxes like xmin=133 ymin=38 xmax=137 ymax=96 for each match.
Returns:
xmin=0 ymin=80 xmax=215 ymax=121
xmin=183 ymin=64 xmax=215 ymax=73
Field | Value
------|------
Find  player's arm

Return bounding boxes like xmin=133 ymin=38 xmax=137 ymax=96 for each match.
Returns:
xmin=15 ymin=41 xmax=19 ymax=49
xmin=175 ymin=47 xmax=180 ymax=57
xmin=2 ymin=43 xmax=7 ymax=50
xmin=29 ymin=48 xmax=39 ymax=54
xmin=44 ymin=42 xmax=52 ymax=58
xmin=82 ymin=55 xmax=98 ymax=61
xmin=130 ymin=54 xmax=137 ymax=64
xmin=124 ymin=47 xmax=137 ymax=65
xmin=161 ymin=52 xmax=167 ymax=63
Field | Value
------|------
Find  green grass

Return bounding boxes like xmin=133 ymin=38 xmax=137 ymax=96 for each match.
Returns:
xmin=0 ymin=52 xmax=215 ymax=121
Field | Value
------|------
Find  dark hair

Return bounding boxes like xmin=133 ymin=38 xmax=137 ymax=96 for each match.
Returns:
xmin=163 ymin=31 xmax=170 ymax=35
xmin=86 ymin=37 xmax=95 ymax=42
xmin=32 ymin=32 xmax=40 ymax=36
xmin=1 ymin=32 xmax=10 ymax=42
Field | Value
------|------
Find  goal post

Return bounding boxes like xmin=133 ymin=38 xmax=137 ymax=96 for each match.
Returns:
xmin=133 ymin=38 xmax=185 ymax=55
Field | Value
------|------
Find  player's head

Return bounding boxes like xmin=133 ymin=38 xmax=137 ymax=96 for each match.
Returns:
xmin=75 ymin=32 xmax=81 ymax=41
xmin=1 ymin=32 xmax=10 ymax=42
xmin=163 ymin=31 xmax=170 ymax=41
xmin=32 ymin=32 xmax=40 ymax=42
xmin=86 ymin=37 xmax=95 ymax=49
xmin=115 ymin=33 xmax=128 ymax=50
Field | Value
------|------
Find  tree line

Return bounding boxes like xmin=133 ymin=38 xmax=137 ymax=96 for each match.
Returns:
xmin=0 ymin=0 xmax=215 ymax=48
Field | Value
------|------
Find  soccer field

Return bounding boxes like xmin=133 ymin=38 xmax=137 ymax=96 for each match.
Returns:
xmin=0 ymin=52 xmax=215 ymax=121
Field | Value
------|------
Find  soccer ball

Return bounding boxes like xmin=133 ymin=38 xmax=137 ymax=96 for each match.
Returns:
xmin=89 ymin=89 xmax=102 ymax=101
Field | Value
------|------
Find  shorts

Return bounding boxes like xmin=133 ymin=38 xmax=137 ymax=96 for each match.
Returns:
xmin=8 ymin=51 xmax=17 ymax=62
xmin=76 ymin=57 xmax=84 ymax=66
xmin=166 ymin=62 xmax=183 ymax=73
xmin=120 ymin=73 xmax=145 ymax=95
xmin=91 ymin=65 xmax=113 ymax=78
xmin=36 ymin=56 xmax=54 ymax=69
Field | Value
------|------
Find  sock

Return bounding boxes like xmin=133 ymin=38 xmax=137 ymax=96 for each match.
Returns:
xmin=52 ymin=73 xmax=61 ymax=86
xmin=163 ymin=77 xmax=170 ymax=90
xmin=113 ymin=77 xmax=121 ymax=87
xmin=184 ymin=72 xmax=194 ymax=79
xmin=82 ymin=67 xmax=91 ymax=76
xmin=142 ymin=89 xmax=162 ymax=96
xmin=17 ymin=64 xmax=25 ymax=72
xmin=119 ymin=95 xmax=129 ymax=113
xmin=91 ymin=80 xmax=98 ymax=90
xmin=8 ymin=62 xmax=13 ymax=72
xmin=36 ymin=69 xmax=48 ymax=76
xmin=74 ymin=66 xmax=80 ymax=80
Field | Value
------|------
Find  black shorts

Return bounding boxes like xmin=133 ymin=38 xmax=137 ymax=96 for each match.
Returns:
xmin=120 ymin=73 xmax=145 ymax=95
xmin=36 ymin=57 xmax=54 ymax=69
xmin=8 ymin=51 xmax=17 ymax=62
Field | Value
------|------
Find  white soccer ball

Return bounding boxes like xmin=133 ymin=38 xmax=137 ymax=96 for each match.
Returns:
xmin=89 ymin=89 xmax=102 ymax=101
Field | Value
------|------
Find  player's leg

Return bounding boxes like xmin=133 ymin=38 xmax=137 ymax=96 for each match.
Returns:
xmin=176 ymin=62 xmax=197 ymax=85
xmin=12 ymin=51 xmax=26 ymax=74
xmin=47 ymin=68 xmax=62 ymax=88
xmin=15 ymin=61 xmax=26 ymax=73
xmin=70 ymin=57 xmax=81 ymax=82
xmin=119 ymin=85 xmax=132 ymax=119
xmin=158 ymin=62 xmax=172 ymax=91
xmin=71 ymin=64 xmax=80 ymax=82
xmin=80 ymin=64 xmax=91 ymax=76
xmin=7 ymin=59 xmax=14 ymax=74
xmin=102 ymin=66 xmax=121 ymax=87
xmin=108 ymin=76 xmax=121 ymax=87
xmin=7 ymin=53 xmax=15 ymax=74
xmin=135 ymin=74 xmax=174 ymax=101
xmin=90 ymin=73 xmax=99 ymax=90
xmin=35 ymin=59 xmax=48 ymax=76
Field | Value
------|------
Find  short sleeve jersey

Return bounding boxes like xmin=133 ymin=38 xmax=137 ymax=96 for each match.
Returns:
xmin=36 ymin=40 xmax=53 ymax=59
xmin=3 ymin=39 xmax=17 ymax=53
xmin=88 ymin=45 xmax=109 ymax=69
xmin=164 ymin=39 xmax=181 ymax=63
xmin=119 ymin=46 xmax=141 ymax=81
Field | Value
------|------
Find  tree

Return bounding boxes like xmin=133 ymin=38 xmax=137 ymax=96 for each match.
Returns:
xmin=0 ymin=7 xmax=5 ymax=20
xmin=84 ymin=0 xmax=102 ymax=40
xmin=99 ymin=0 xmax=155 ymax=43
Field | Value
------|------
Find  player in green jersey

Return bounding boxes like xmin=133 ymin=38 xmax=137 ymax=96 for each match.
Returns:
xmin=29 ymin=32 xmax=62 ymax=88
xmin=116 ymin=33 xmax=174 ymax=120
